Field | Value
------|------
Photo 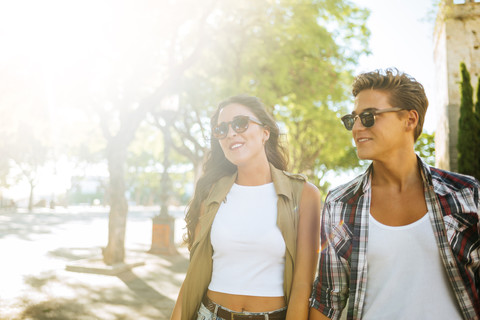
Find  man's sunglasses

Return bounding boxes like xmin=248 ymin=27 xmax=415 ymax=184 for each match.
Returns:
xmin=212 ymin=115 xmax=264 ymax=140
xmin=340 ymin=107 xmax=403 ymax=131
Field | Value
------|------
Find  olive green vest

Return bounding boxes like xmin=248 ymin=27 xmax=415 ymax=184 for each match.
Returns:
xmin=180 ymin=164 xmax=306 ymax=320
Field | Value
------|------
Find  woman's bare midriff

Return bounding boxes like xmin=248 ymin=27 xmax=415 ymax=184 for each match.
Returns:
xmin=206 ymin=289 xmax=286 ymax=312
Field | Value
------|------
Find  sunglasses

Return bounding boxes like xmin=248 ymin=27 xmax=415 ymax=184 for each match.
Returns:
xmin=341 ymin=107 xmax=403 ymax=130
xmin=212 ymin=115 xmax=264 ymax=140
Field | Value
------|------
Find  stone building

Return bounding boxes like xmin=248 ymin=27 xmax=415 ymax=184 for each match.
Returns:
xmin=434 ymin=0 xmax=480 ymax=171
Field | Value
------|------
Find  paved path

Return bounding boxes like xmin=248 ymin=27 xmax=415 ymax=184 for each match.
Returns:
xmin=0 ymin=208 xmax=188 ymax=320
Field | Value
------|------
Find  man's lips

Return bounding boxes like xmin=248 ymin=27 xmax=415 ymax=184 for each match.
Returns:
xmin=356 ymin=137 xmax=372 ymax=143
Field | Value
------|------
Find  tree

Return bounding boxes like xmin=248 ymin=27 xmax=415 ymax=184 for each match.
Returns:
xmin=169 ymin=103 xmax=210 ymax=185
xmin=0 ymin=63 xmax=51 ymax=211
xmin=476 ymin=78 xmax=480 ymax=177
xmin=1 ymin=0 xmax=370 ymax=262
xmin=96 ymin=1 xmax=215 ymax=265
xmin=457 ymin=62 xmax=480 ymax=180
xmin=8 ymin=0 xmax=218 ymax=263
xmin=8 ymin=123 xmax=49 ymax=211
xmin=126 ymin=123 xmax=163 ymax=206
xmin=0 ymin=137 xmax=11 ymax=191
xmin=170 ymin=0 xmax=370 ymax=193
xmin=126 ymin=121 xmax=193 ymax=206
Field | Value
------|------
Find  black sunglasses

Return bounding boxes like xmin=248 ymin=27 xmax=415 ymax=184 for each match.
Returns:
xmin=341 ymin=107 xmax=403 ymax=130
xmin=212 ymin=115 xmax=264 ymax=140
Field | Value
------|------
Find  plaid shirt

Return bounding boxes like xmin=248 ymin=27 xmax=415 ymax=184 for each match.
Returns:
xmin=310 ymin=157 xmax=480 ymax=319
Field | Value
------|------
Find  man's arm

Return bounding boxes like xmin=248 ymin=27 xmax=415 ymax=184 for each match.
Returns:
xmin=309 ymin=196 xmax=349 ymax=320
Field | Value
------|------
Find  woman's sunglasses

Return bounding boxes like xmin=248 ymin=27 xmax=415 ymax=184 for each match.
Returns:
xmin=340 ymin=107 xmax=403 ymax=131
xmin=212 ymin=115 xmax=263 ymax=140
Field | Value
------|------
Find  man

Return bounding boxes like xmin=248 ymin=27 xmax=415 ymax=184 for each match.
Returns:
xmin=309 ymin=68 xmax=480 ymax=320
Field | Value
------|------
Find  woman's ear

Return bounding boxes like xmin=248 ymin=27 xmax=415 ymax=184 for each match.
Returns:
xmin=263 ymin=127 xmax=270 ymax=145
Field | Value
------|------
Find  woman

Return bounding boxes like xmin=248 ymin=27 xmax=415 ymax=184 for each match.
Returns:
xmin=170 ymin=94 xmax=321 ymax=320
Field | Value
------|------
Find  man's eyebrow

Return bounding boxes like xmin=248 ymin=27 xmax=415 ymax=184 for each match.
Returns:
xmin=352 ymin=107 xmax=377 ymax=115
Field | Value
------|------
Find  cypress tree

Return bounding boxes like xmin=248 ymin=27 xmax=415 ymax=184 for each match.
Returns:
xmin=457 ymin=62 xmax=480 ymax=179
xmin=475 ymin=78 xmax=480 ymax=179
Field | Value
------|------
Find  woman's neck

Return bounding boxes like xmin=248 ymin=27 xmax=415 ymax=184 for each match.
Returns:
xmin=236 ymin=161 xmax=272 ymax=186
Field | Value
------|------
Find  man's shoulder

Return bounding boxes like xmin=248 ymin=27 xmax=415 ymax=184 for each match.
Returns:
xmin=325 ymin=172 xmax=367 ymax=204
xmin=429 ymin=166 xmax=480 ymax=193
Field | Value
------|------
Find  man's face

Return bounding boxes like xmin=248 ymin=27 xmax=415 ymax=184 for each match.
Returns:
xmin=352 ymin=89 xmax=408 ymax=161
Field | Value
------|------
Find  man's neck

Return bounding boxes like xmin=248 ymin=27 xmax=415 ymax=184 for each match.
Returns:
xmin=371 ymin=152 xmax=421 ymax=192
xmin=369 ymin=151 xmax=428 ymax=226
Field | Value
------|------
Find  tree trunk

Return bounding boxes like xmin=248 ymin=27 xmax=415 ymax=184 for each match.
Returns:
xmin=28 ymin=182 xmax=34 ymax=212
xmin=103 ymin=139 xmax=128 ymax=265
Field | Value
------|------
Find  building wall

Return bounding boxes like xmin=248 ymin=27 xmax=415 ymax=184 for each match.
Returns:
xmin=434 ymin=0 xmax=480 ymax=171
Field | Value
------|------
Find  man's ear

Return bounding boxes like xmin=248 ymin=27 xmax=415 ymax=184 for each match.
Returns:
xmin=405 ymin=109 xmax=419 ymax=132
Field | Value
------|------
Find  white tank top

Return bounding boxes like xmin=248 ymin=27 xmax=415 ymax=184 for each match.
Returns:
xmin=363 ymin=212 xmax=463 ymax=319
xmin=208 ymin=182 xmax=285 ymax=296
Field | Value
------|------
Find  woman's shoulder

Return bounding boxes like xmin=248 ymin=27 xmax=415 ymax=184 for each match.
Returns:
xmin=279 ymin=170 xmax=321 ymax=200
xmin=301 ymin=181 xmax=321 ymax=200
xmin=281 ymin=170 xmax=307 ymax=182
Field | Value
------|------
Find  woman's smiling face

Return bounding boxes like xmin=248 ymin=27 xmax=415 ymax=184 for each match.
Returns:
xmin=216 ymin=103 xmax=270 ymax=168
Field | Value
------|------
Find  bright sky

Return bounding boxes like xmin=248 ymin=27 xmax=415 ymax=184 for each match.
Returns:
xmin=352 ymin=0 xmax=437 ymax=133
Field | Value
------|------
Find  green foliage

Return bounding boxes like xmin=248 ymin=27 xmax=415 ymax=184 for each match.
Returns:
xmin=476 ymin=77 xmax=480 ymax=122
xmin=475 ymin=77 xmax=480 ymax=178
xmin=457 ymin=62 xmax=480 ymax=180
xmin=276 ymin=102 xmax=359 ymax=192
xmin=415 ymin=132 xmax=435 ymax=166
xmin=177 ymin=0 xmax=370 ymax=192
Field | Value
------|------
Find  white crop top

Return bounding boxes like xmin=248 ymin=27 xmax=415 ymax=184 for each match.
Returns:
xmin=208 ymin=182 xmax=285 ymax=297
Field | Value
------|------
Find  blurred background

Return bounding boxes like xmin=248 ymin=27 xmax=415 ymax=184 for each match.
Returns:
xmin=0 ymin=0 xmax=440 ymax=212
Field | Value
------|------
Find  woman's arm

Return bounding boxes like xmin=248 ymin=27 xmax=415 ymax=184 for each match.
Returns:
xmin=286 ymin=182 xmax=321 ymax=320
xmin=309 ymin=308 xmax=332 ymax=320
